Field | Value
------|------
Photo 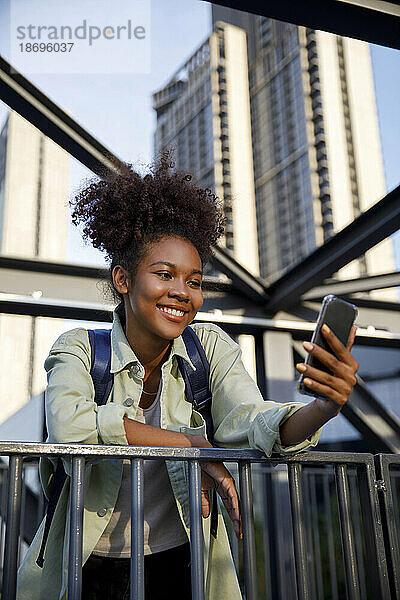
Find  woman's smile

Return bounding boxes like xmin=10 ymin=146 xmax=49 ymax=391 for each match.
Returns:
xmin=156 ymin=304 xmax=188 ymax=322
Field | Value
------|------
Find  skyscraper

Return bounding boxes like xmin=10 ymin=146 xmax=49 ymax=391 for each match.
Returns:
xmin=212 ymin=7 xmax=396 ymax=293
xmin=0 ymin=110 xmax=69 ymax=424
xmin=152 ymin=22 xmax=259 ymax=276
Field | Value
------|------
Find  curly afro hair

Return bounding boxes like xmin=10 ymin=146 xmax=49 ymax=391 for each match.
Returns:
xmin=70 ymin=151 xmax=226 ymax=303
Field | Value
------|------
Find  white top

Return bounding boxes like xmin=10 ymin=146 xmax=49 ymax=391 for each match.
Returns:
xmin=92 ymin=382 xmax=188 ymax=557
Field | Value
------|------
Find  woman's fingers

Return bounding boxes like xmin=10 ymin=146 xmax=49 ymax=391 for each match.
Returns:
xmin=320 ymin=324 xmax=359 ymax=370
xmin=346 ymin=324 xmax=358 ymax=351
xmin=201 ymin=491 xmax=211 ymax=519
xmin=296 ymin=323 xmax=359 ymax=413
xmin=201 ymin=461 xmax=242 ymax=539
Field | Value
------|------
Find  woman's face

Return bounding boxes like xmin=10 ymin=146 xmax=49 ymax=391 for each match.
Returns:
xmin=120 ymin=236 xmax=204 ymax=341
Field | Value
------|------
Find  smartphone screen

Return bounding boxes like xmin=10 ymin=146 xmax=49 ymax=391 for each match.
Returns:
xmin=298 ymin=295 xmax=358 ymax=397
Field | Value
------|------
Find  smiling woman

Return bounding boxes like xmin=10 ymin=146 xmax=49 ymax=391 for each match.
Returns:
xmin=16 ymin=151 xmax=358 ymax=600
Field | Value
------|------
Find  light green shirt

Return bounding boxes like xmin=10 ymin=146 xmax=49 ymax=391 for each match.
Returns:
xmin=17 ymin=309 xmax=321 ymax=600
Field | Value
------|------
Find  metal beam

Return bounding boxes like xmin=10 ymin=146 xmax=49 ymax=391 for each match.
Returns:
xmin=341 ymin=377 xmax=400 ymax=453
xmin=211 ymin=245 xmax=268 ymax=304
xmin=210 ymin=0 xmax=400 ymax=49
xmin=0 ymin=56 xmax=124 ymax=177
xmin=302 ymin=271 xmax=400 ymax=300
xmin=265 ymin=185 xmax=400 ymax=311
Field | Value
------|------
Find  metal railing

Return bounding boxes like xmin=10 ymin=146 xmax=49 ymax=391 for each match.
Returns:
xmin=0 ymin=442 xmax=399 ymax=600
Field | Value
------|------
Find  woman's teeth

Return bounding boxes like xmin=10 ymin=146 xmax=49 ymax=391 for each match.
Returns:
xmin=158 ymin=306 xmax=185 ymax=317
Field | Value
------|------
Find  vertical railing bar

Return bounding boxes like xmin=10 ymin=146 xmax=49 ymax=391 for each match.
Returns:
xmin=309 ymin=473 xmax=324 ymax=600
xmin=303 ymin=471 xmax=317 ymax=600
xmin=390 ymin=469 xmax=400 ymax=548
xmin=278 ymin=466 xmax=297 ymax=600
xmin=239 ymin=461 xmax=258 ymax=600
xmin=335 ymin=464 xmax=361 ymax=600
xmin=68 ymin=456 xmax=85 ymax=600
xmin=288 ymin=462 xmax=310 ymax=600
xmin=348 ymin=470 xmax=367 ymax=600
xmin=357 ymin=460 xmax=391 ymax=599
xmin=189 ymin=459 xmax=205 ymax=600
xmin=322 ymin=473 xmax=338 ymax=600
xmin=1 ymin=455 xmax=23 ymax=600
xmin=19 ymin=467 xmax=26 ymax=566
xmin=131 ymin=458 xmax=144 ymax=600
xmin=0 ymin=464 xmax=9 ymax=568
xmin=261 ymin=469 xmax=273 ymax=600
xmin=375 ymin=457 xmax=400 ymax=599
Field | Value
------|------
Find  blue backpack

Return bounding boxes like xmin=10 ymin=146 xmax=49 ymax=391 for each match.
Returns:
xmin=37 ymin=326 xmax=216 ymax=567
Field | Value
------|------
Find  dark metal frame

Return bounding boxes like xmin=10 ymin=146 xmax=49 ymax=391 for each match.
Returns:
xmin=375 ymin=454 xmax=400 ymax=600
xmin=210 ymin=0 xmax=400 ymax=50
xmin=0 ymin=57 xmax=124 ymax=178
xmin=265 ymin=185 xmax=400 ymax=310
xmin=303 ymin=271 xmax=400 ymax=301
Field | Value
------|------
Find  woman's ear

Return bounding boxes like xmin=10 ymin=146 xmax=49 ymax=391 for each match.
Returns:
xmin=112 ymin=265 xmax=130 ymax=295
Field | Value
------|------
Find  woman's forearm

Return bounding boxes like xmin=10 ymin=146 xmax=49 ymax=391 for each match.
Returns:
xmin=279 ymin=399 xmax=338 ymax=446
xmin=123 ymin=417 xmax=210 ymax=448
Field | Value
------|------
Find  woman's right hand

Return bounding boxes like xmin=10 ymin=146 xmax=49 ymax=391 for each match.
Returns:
xmin=189 ymin=435 xmax=242 ymax=539
xmin=200 ymin=461 xmax=242 ymax=539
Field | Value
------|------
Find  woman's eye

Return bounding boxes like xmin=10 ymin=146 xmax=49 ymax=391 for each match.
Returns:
xmin=189 ymin=280 xmax=202 ymax=288
xmin=156 ymin=272 xmax=171 ymax=279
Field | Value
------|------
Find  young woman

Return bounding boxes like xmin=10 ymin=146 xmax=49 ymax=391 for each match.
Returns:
xmin=17 ymin=154 xmax=358 ymax=600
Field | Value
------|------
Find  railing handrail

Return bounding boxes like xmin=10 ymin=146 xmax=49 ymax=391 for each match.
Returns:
xmin=0 ymin=440 xmax=387 ymax=464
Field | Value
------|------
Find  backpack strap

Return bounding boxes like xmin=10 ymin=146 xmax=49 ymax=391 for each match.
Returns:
xmin=87 ymin=329 xmax=114 ymax=409
xmin=177 ymin=326 xmax=214 ymax=445
xmin=37 ymin=329 xmax=113 ymax=568
xmin=177 ymin=326 xmax=218 ymax=537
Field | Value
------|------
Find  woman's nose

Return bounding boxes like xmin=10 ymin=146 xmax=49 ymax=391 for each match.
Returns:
xmin=168 ymin=288 xmax=189 ymax=302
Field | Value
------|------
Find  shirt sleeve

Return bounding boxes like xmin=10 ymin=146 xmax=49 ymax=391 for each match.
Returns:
xmin=44 ymin=328 xmax=129 ymax=450
xmin=192 ymin=323 xmax=322 ymax=457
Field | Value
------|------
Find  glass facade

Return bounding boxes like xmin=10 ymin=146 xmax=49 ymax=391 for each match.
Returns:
xmin=154 ymin=45 xmax=215 ymax=192
xmin=250 ymin=20 xmax=317 ymax=278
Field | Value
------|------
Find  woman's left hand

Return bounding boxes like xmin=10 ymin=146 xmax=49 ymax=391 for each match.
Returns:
xmin=296 ymin=324 xmax=359 ymax=417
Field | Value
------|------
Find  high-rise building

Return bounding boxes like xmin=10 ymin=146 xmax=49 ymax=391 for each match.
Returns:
xmin=152 ymin=22 xmax=259 ymax=276
xmin=0 ymin=110 xmax=69 ymax=424
xmin=212 ymin=7 xmax=396 ymax=293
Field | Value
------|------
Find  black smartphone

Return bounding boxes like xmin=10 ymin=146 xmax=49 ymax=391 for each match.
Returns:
xmin=298 ymin=294 xmax=358 ymax=397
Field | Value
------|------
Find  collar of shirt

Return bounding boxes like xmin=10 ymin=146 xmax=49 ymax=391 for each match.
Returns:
xmin=109 ymin=305 xmax=196 ymax=375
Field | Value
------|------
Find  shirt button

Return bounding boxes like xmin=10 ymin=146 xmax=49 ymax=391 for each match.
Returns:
xmin=97 ymin=508 xmax=107 ymax=518
xmin=132 ymin=365 xmax=140 ymax=374
xmin=124 ymin=397 xmax=134 ymax=407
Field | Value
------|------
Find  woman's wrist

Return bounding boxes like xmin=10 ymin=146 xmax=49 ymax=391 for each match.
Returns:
xmin=123 ymin=417 xmax=211 ymax=449
xmin=184 ymin=434 xmax=213 ymax=449
xmin=313 ymin=397 xmax=341 ymax=419
xmin=279 ymin=398 xmax=337 ymax=446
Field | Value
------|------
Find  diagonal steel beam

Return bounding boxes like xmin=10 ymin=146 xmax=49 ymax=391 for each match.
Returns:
xmin=265 ymin=185 xmax=400 ymax=311
xmin=211 ymin=245 xmax=268 ymax=303
xmin=210 ymin=0 xmax=400 ymax=49
xmin=302 ymin=271 xmax=400 ymax=300
xmin=0 ymin=56 xmax=123 ymax=177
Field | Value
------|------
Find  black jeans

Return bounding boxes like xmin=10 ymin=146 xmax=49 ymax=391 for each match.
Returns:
xmin=82 ymin=542 xmax=192 ymax=599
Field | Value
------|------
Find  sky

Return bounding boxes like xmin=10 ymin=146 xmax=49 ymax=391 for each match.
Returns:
xmin=0 ymin=0 xmax=399 ymax=270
